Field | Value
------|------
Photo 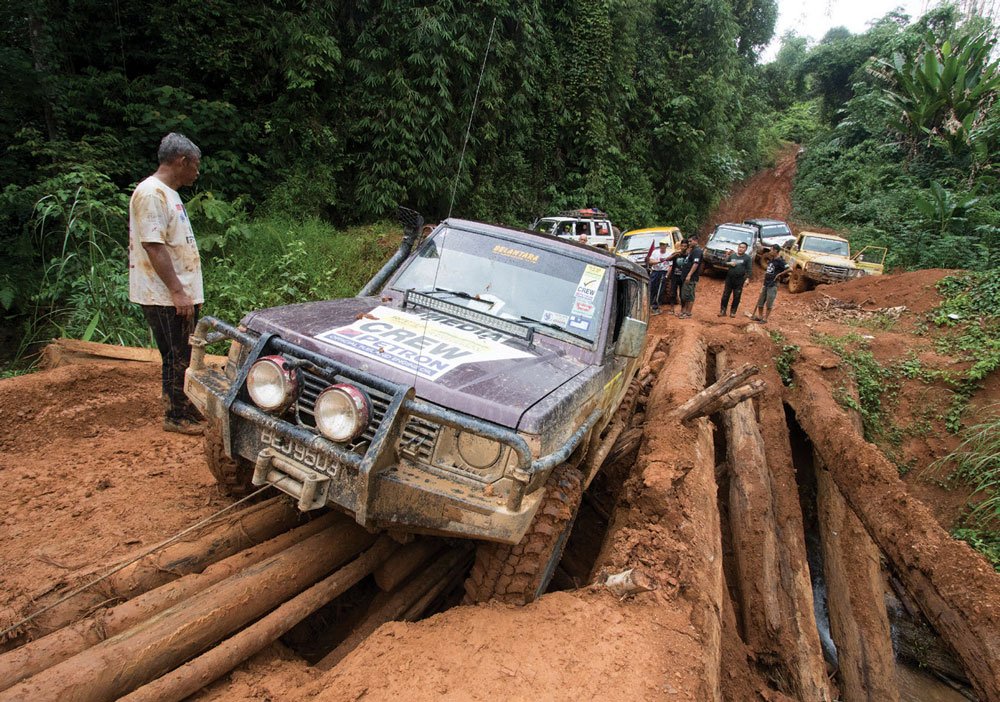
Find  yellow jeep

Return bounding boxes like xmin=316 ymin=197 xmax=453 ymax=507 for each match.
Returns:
xmin=781 ymin=231 xmax=887 ymax=293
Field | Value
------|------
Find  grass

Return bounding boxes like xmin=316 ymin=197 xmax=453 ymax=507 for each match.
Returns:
xmin=768 ymin=330 xmax=800 ymax=387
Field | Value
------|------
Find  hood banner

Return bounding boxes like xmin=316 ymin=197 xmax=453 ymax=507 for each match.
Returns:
xmin=315 ymin=306 xmax=532 ymax=381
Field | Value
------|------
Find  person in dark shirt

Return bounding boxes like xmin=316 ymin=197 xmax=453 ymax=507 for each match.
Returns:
xmin=719 ymin=242 xmax=753 ymax=317
xmin=678 ymin=237 xmax=703 ymax=318
xmin=752 ymin=246 xmax=790 ymax=323
xmin=664 ymin=239 xmax=690 ymax=316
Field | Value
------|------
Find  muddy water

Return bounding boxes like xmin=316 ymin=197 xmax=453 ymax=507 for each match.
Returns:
xmin=897 ymin=665 xmax=971 ymax=702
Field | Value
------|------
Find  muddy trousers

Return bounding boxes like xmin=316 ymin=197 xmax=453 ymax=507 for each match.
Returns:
xmin=649 ymin=270 xmax=666 ymax=309
xmin=142 ymin=304 xmax=202 ymax=421
xmin=720 ymin=278 xmax=746 ymax=314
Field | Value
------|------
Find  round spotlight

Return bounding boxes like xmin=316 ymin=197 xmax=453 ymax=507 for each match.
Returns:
xmin=457 ymin=432 xmax=502 ymax=469
xmin=246 ymin=355 xmax=298 ymax=412
xmin=315 ymin=384 xmax=370 ymax=442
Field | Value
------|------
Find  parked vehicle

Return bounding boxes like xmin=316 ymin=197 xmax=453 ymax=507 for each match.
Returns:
xmin=185 ymin=209 xmax=650 ymax=604
xmin=531 ymin=209 xmax=617 ymax=250
xmin=742 ymin=218 xmax=795 ymax=264
xmin=615 ymin=227 xmax=683 ymax=266
xmin=780 ymin=231 xmax=887 ymax=293
xmin=703 ymin=223 xmax=761 ymax=273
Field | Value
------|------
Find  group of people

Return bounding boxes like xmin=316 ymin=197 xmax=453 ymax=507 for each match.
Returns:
xmin=645 ymin=238 xmax=789 ymax=322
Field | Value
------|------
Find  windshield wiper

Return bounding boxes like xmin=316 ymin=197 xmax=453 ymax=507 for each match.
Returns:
xmin=519 ymin=315 xmax=590 ymax=341
xmin=416 ymin=286 xmax=476 ymax=300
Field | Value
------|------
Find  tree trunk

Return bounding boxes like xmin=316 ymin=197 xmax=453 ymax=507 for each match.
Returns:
xmin=0 ymin=523 xmax=375 ymax=702
xmin=789 ymin=365 xmax=1000 ymax=701
xmin=816 ymin=455 xmax=899 ymax=702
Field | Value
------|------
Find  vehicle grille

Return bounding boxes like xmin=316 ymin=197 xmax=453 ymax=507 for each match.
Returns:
xmin=706 ymin=249 xmax=728 ymax=263
xmin=296 ymin=370 xmax=440 ymax=460
xmin=818 ymin=264 xmax=852 ymax=280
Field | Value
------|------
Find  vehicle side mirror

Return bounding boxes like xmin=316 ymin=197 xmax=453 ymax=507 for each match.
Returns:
xmin=616 ymin=317 xmax=646 ymax=358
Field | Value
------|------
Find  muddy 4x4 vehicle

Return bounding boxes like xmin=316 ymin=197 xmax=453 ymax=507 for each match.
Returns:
xmin=530 ymin=209 xmax=617 ymax=250
xmin=742 ymin=218 xmax=795 ymax=264
xmin=185 ymin=210 xmax=649 ymax=604
xmin=781 ymin=231 xmax=887 ymax=293
xmin=615 ymin=227 xmax=684 ymax=266
xmin=703 ymin=223 xmax=762 ymax=273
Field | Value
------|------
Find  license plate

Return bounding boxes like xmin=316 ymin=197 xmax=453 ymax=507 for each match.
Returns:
xmin=260 ymin=428 xmax=338 ymax=475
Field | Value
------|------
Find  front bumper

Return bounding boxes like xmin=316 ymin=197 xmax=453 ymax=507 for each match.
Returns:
xmin=185 ymin=317 xmax=601 ymax=545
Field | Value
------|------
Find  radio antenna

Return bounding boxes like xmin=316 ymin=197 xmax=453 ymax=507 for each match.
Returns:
xmin=448 ymin=16 xmax=498 ymax=220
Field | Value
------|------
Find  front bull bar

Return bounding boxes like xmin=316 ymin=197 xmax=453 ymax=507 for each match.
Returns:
xmin=188 ymin=316 xmax=602 ymax=521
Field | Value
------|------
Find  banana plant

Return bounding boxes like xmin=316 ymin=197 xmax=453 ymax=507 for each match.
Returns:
xmin=876 ymin=30 xmax=1000 ymax=157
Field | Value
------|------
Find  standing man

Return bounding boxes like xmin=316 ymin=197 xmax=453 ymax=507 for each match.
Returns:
xmin=678 ymin=236 xmax=703 ymax=319
xmin=719 ymin=242 xmax=753 ymax=317
xmin=645 ymin=238 xmax=672 ymax=315
xmin=751 ymin=245 xmax=790 ymax=323
xmin=129 ymin=133 xmax=205 ymax=435
xmin=664 ymin=238 xmax=690 ymax=316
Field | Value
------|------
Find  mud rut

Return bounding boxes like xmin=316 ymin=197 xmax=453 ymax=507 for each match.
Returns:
xmin=1 ymin=329 xmax=998 ymax=701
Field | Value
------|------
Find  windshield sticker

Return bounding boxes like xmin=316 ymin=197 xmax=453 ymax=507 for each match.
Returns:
xmin=315 ymin=306 xmax=532 ymax=381
xmin=567 ymin=314 xmax=592 ymax=332
xmin=572 ymin=299 xmax=595 ymax=318
xmin=492 ymin=245 xmax=539 ymax=264
xmin=541 ymin=310 xmax=570 ymax=327
xmin=574 ymin=264 xmax=606 ymax=302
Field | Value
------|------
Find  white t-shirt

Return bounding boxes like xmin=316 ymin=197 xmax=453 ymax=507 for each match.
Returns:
xmin=647 ymin=246 xmax=672 ymax=271
xmin=128 ymin=176 xmax=204 ymax=306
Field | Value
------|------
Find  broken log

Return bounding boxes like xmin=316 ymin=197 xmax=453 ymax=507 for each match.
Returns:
xmin=592 ymin=569 xmax=655 ymax=598
xmin=816 ymin=454 xmax=899 ymax=702
xmin=0 ymin=511 xmax=342 ymax=692
xmin=0 ymin=522 xmax=375 ymax=702
xmin=316 ymin=546 xmax=473 ymax=670
xmin=21 ymin=495 xmax=302 ymax=636
xmin=675 ymin=363 xmax=759 ymax=422
xmin=789 ymin=365 xmax=1000 ymax=701
xmin=117 ymin=537 xmax=399 ymax=702
xmin=717 ymin=350 xmax=832 ymax=702
xmin=373 ymin=539 xmax=442 ymax=592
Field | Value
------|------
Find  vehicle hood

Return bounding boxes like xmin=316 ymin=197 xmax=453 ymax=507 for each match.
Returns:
xmin=761 ymin=233 xmax=795 ymax=247
xmin=242 ymin=298 xmax=588 ymax=430
xmin=806 ymin=254 xmax=857 ymax=268
xmin=706 ymin=241 xmax=743 ymax=255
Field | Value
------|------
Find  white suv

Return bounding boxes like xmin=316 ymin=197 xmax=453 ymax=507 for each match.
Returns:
xmin=531 ymin=210 xmax=617 ymax=250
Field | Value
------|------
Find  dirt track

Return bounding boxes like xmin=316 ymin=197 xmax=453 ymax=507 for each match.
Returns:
xmin=2 ymin=148 xmax=997 ymax=701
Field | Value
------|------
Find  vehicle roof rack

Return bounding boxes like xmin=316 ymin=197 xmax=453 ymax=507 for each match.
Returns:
xmin=556 ymin=208 xmax=609 ymax=219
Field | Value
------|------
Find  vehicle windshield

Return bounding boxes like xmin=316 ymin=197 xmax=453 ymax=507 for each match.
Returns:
xmin=621 ymin=233 xmax=662 ymax=253
xmin=391 ymin=227 xmax=609 ymax=345
xmin=712 ymin=227 xmax=753 ymax=245
xmin=801 ymin=236 xmax=849 ymax=256
xmin=532 ymin=219 xmax=559 ymax=235
xmin=761 ymin=224 xmax=791 ymax=237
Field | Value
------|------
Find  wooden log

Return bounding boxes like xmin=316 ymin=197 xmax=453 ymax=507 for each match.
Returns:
xmin=723 ymin=351 xmax=832 ymax=701
xmin=22 ymin=495 xmax=303 ymax=636
xmin=592 ymin=569 xmax=655 ymax=598
xmin=0 ymin=523 xmax=375 ymax=702
xmin=691 ymin=379 xmax=765 ymax=420
xmin=789 ymin=365 xmax=1000 ymax=701
xmin=39 ymin=338 xmax=227 ymax=370
xmin=117 ymin=537 xmax=399 ymax=702
xmin=402 ymin=554 xmax=474 ymax=622
xmin=675 ymin=362 xmax=759 ymax=422
xmin=316 ymin=546 xmax=473 ymax=670
xmin=373 ymin=540 xmax=442 ymax=592
xmin=816 ymin=454 xmax=899 ymax=702
xmin=0 ymin=511 xmax=342 ymax=693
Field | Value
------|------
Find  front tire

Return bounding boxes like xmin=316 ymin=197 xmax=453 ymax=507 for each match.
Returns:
xmin=204 ymin=419 xmax=255 ymax=497
xmin=463 ymin=465 xmax=583 ymax=605
xmin=788 ymin=268 xmax=809 ymax=294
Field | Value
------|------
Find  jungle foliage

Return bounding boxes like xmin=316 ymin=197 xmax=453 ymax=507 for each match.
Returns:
xmin=1 ymin=0 xmax=778 ymax=351
xmin=768 ymin=6 xmax=1000 ymax=271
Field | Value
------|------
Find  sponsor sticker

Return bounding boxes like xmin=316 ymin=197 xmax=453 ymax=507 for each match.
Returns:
xmin=567 ymin=314 xmax=591 ymax=332
xmin=541 ymin=310 xmax=570 ymax=327
xmin=492 ymin=245 xmax=539 ymax=264
xmin=572 ymin=299 xmax=595 ymax=317
xmin=574 ymin=263 xmax=606 ymax=302
xmin=315 ymin=306 xmax=532 ymax=381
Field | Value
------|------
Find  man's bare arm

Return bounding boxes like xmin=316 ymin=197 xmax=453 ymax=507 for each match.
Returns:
xmin=142 ymin=242 xmax=195 ymax=318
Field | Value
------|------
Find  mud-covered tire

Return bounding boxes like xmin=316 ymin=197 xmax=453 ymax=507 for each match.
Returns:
xmin=463 ymin=465 xmax=583 ymax=605
xmin=204 ymin=419 xmax=255 ymax=497
xmin=787 ymin=268 xmax=809 ymax=294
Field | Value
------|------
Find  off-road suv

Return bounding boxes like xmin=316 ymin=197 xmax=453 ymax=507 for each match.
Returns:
xmin=703 ymin=223 xmax=762 ymax=273
xmin=530 ymin=209 xmax=617 ymax=250
xmin=185 ymin=210 xmax=649 ymax=604
xmin=742 ymin=218 xmax=795 ymax=264
xmin=780 ymin=231 xmax=887 ymax=293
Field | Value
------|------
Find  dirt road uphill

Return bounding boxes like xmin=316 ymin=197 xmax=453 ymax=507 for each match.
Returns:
xmin=1 ymin=149 xmax=998 ymax=701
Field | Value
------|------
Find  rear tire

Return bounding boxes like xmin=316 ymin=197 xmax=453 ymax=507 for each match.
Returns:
xmin=788 ymin=268 xmax=809 ymax=294
xmin=463 ymin=465 xmax=583 ymax=605
xmin=204 ymin=419 xmax=255 ymax=497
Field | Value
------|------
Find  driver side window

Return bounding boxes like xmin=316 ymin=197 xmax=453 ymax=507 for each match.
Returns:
xmin=610 ymin=274 xmax=645 ymax=346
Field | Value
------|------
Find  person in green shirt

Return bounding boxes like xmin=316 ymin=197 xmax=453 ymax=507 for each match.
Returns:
xmin=718 ymin=242 xmax=753 ymax=317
